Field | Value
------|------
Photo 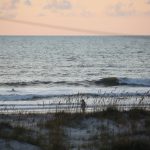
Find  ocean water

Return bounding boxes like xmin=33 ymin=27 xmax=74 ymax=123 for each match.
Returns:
xmin=0 ymin=36 xmax=150 ymax=112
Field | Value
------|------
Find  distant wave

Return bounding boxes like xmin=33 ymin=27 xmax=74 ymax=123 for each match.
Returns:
xmin=0 ymin=77 xmax=150 ymax=87
xmin=0 ymin=80 xmax=86 ymax=87
xmin=94 ymin=77 xmax=150 ymax=87
xmin=0 ymin=81 xmax=52 ymax=86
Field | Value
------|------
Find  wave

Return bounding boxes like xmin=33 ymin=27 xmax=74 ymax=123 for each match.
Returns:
xmin=119 ymin=78 xmax=150 ymax=87
xmin=0 ymin=80 xmax=86 ymax=87
xmin=94 ymin=77 xmax=119 ymax=86
xmin=0 ymin=77 xmax=150 ymax=87
xmin=94 ymin=77 xmax=150 ymax=87
xmin=0 ymin=91 xmax=150 ymax=101
xmin=0 ymin=81 xmax=52 ymax=86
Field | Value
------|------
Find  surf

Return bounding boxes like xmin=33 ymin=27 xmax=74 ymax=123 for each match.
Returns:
xmin=94 ymin=77 xmax=150 ymax=87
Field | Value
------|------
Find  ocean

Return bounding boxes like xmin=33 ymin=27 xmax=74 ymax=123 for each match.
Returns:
xmin=0 ymin=36 xmax=150 ymax=112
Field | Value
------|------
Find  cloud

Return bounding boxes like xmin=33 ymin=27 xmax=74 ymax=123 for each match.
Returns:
xmin=0 ymin=0 xmax=32 ymax=19
xmin=44 ymin=0 xmax=72 ymax=10
xmin=24 ymin=0 xmax=32 ymax=6
xmin=108 ymin=2 xmax=136 ymax=17
xmin=145 ymin=0 xmax=150 ymax=4
xmin=10 ymin=0 xmax=19 ymax=9
xmin=107 ymin=1 xmax=150 ymax=17
xmin=0 ymin=0 xmax=19 ymax=18
xmin=0 ymin=0 xmax=19 ymax=10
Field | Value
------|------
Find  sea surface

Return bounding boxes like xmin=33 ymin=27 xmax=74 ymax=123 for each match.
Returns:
xmin=0 ymin=36 xmax=150 ymax=112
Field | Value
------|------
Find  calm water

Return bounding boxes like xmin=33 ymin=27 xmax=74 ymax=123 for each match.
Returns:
xmin=0 ymin=36 xmax=150 ymax=111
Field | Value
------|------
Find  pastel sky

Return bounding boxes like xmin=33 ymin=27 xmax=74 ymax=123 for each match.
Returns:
xmin=0 ymin=0 xmax=150 ymax=35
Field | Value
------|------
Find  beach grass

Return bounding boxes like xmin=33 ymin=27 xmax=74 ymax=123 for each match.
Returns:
xmin=0 ymin=105 xmax=150 ymax=150
xmin=0 ymin=93 xmax=149 ymax=150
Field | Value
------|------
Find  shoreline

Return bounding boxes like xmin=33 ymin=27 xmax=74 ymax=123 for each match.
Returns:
xmin=0 ymin=94 xmax=150 ymax=114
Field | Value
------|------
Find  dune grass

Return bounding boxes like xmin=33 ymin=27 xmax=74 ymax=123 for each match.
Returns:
xmin=0 ymin=94 xmax=150 ymax=150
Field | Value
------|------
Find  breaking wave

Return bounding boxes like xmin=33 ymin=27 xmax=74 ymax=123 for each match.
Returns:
xmin=0 ymin=77 xmax=150 ymax=87
xmin=94 ymin=77 xmax=150 ymax=87
xmin=0 ymin=91 xmax=150 ymax=101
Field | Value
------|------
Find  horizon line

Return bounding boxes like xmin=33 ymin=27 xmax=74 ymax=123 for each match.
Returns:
xmin=0 ymin=34 xmax=150 ymax=36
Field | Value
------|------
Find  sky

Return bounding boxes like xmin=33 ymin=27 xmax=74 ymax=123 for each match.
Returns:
xmin=0 ymin=0 xmax=150 ymax=35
